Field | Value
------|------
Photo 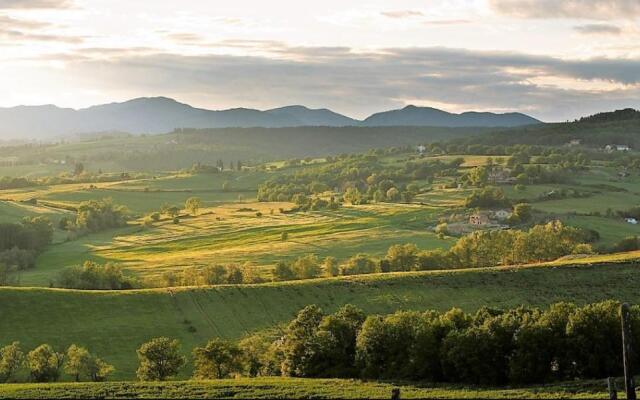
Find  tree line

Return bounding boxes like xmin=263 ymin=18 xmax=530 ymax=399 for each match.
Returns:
xmin=0 ymin=343 xmax=113 ymax=383
xmin=13 ymin=300 xmax=632 ymax=385
xmin=57 ymin=220 xmax=590 ymax=289
xmin=0 ymin=217 xmax=53 ymax=285
xmin=59 ymin=198 xmax=128 ymax=237
xmin=257 ymin=153 xmax=462 ymax=205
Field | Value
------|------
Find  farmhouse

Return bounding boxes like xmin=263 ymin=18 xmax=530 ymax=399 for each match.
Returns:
xmin=417 ymin=145 xmax=426 ymax=154
xmin=605 ymin=144 xmax=631 ymax=152
xmin=567 ymin=139 xmax=581 ymax=147
xmin=488 ymin=168 xmax=515 ymax=184
xmin=626 ymin=218 xmax=638 ymax=225
xmin=469 ymin=212 xmax=491 ymax=226
xmin=493 ymin=209 xmax=512 ymax=220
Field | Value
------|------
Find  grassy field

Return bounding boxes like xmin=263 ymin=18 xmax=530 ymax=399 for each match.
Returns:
xmin=0 ymin=377 xmax=618 ymax=399
xmin=17 ymin=201 xmax=453 ymax=286
xmin=2 ymin=260 xmax=640 ymax=380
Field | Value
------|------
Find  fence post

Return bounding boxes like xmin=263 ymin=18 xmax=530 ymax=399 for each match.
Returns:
xmin=607 ymin=377 xmax=617 ymax=400
xmin=621 ymin=303 xmax=636 ymax=400
xmin=391 ymin=388 xmax=400 ymax=400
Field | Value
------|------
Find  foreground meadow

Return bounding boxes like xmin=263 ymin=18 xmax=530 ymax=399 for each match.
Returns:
xmin=0 ymin=377 xmax=618 ymax=399
xmin=2 ymin=260 xmax=639 ymax=380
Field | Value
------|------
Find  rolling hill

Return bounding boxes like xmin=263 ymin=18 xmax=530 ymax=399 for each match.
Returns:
xmin=1 ymin=260 xmax=639 ymax=379
xmin=0 ymin=97 xmax=540 ymax=139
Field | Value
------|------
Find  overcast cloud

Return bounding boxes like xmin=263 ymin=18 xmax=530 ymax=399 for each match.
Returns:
xmin=0 ymin=0 xmax=638 ymax=121
xmin=31 ymin=46 xmax=635 ymax=121
xmin=489 ymin=0 xmax=640 ymax=20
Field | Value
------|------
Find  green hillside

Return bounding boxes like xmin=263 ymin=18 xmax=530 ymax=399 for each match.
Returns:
xmin=1 ymin=261 xmax=639 ymax=380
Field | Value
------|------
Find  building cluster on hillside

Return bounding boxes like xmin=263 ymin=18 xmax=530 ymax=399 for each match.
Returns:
xmin=488 ymin=168 xmax=516 ymax=184
xmin=604 ymin=144 xmax=631 ymax=152
xmin=468 ymin=209 xmax=512 ymax=226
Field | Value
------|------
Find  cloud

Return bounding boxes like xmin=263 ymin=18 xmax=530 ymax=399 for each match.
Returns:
xmin=574 ymin=23 xmax=623 ymax=35
xmin=38 ymin=45 xmax=638 ymax=121
xmin=489 ymin=0 xmax=640 ymax=20
xmin=165 ymin=32 xmax=205 ymax=44
xmin=381 ymin=10 xmax=424 ymax=19
xmin=0 ymin=15 xmax=82 ymax=44
xmin=0 ymin=15 xmax=50 ymax=29
xmin=0 ymin=0 xmax=73 ymax=9
xmin=0 ymin=29 xmax=83 ymax=43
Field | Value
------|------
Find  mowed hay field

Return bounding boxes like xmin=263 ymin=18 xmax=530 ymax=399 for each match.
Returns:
xmin=19 ymin=202 xmax=453 ymax=286
xmin=2 ymin=261 xmax=640 ymax=380
xmin=0 ymin=377 xmax=615 ymax=399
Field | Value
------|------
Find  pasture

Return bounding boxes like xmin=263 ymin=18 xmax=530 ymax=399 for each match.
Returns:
xmin=20 ymin=202 xmax=452 ymax=286
xmin=0 ymin=377 xmax=615 ymax=399
xmin=2 ymin=260 xmax=639 ymax=379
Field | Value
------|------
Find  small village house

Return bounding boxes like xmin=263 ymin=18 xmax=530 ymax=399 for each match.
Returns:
xmin=493 ymin=209 xmax=512 ymax=220
xmin=488 ymin=168 xmax=515 ymax=184
xmin=469 ymin=212 xmax=491 ymax=226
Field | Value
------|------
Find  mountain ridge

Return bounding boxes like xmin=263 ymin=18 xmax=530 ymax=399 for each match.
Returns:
xmin=0 ymin=97 xmax=542 ymax=139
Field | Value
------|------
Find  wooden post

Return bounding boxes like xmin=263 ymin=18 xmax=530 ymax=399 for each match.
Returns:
xmin=391 ymin=388 xmax=400 ymax=400
xmin=607 ymin=377 xmax=617 ymax=400
xmin=621 ymin=303 xmax=636 ymax=400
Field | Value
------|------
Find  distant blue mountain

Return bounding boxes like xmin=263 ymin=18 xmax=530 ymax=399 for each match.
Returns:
xmin=362 ymin=105 xmax=540 ymax=127
xmin=0 ymin=97 xmax=541 ymax=139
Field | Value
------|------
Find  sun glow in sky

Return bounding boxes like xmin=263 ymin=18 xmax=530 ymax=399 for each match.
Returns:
xmin=1 ymin=0 xmax=639 ymax=121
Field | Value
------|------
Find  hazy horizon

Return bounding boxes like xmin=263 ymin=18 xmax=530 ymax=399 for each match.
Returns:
xmin=0 ymin=0 xmax=639 ymax=121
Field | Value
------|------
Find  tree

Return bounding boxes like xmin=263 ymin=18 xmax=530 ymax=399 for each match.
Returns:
xmin=202 ymin=265 xmax=227 ymax=285
xmin=292 ymin=254 xmax=321 ymax=279
xmin=26 ymin=344 xmax=64 ymax=382
xmin=73 ymin=162 xmax=85 ymax=176
xmin=386 ymin=243 xmax=419 ymax=271
xmin=323 ymin=256 xmax=339 ymax=277
xmin=136 ymin=338 xmax=185 ymax=381
xmin=185 ymin=197 xmax=202 ymax=216
xmin=273 ymin=261 xmax=295 ymax=281
xmin=511 ymin=203 xmax=532 ymax=224
xmin=386 ymin=187 xmax=400 ymax=202
xmin=0 ymin=342 xmax=24 ymax=383
xmin=340 ymin=254 xmax=378 ymax=276
xmin=161 ymin=204 xmax=180 ymax=218
xmin=281 ymin=305 xmax=325 ymax=377
xmin=64 ymin=344 xmax=114 ymax=382
xmin=468 ymin=166 xmax=489 ymax=187
xmin=192 ymin=338 xmax=243 ymax=379
xmin=238 ymin=334 xmax=272 ymax=377
xmin=316 ymin=305 xmax=366 ymax=377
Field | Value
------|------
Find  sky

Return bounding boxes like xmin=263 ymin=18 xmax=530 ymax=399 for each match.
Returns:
xmin=0 ymin=0 xmax=639 ymax=121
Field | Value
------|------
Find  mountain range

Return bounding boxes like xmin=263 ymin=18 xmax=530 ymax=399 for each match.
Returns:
xmin=0 ymin=97 xmax=541 ymax=139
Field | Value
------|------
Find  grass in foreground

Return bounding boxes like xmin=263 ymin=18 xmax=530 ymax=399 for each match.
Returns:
xmin=2 ymin=261 xmax=640 ymax=380
xmin=0 ymin=377 xmax=617 ymax=399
